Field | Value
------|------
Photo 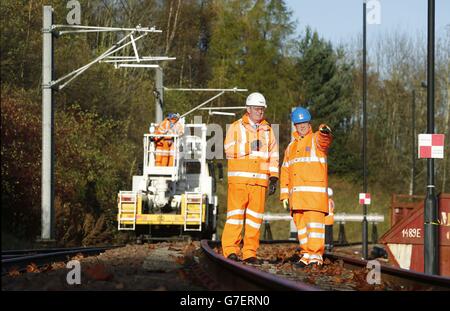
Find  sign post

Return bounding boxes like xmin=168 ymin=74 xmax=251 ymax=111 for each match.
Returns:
xmin=41 ymin=6 xmax=55 ymax=241
xmin=424 ymin=0 xmax=439 ymax=275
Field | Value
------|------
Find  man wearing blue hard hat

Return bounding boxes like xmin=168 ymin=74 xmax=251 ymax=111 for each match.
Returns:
xmin=280 ymin=106 xmax=333 ymax=268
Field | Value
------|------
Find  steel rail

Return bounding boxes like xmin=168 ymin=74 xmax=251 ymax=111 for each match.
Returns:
xmin=201 ymin=240 xmax=450 ymax=291
xmin=2 ymin=245 xmax=115 ymax=256
xmin=200 ymin=240 xmax=320 ymax=291
xmin=1 ymin=245 xmax=122 ymax=275
xmin=325 ymin=252 xmax=450 ymax=290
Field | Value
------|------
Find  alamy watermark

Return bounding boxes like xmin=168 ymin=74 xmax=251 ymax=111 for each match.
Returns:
xmin=366 ymin=260 xmax=381 ymax=285
xmin=66 ymin=260 xmax=81 ymax=285
xmin=66 ymin=0 xmax=81 ymax=25
xmin=179 ymin=115 xmax=280 ymax=161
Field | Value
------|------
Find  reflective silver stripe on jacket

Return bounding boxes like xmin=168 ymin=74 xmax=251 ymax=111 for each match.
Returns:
xmin=228 ymin=172 xmax=268 ymax=180
xmin=226 ymin=219 xmax=244 ymax=225
xmin=245 ymin=218 xmax=261 ymax=229
xmin=292 ymin=186 xmax=327 ymax=193
xmin=226 ymin=209 xmax=245 ymax=218
xmin=239 ymin=122 xmax=247 ymax=157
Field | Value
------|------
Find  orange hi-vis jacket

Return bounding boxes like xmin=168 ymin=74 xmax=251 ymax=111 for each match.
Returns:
xmin=154 ymin=118 xmax=184 ymax=166
xmin=280 ymin=126 xmax=332 ymax=213
xmin=224 ymin=114 xmax=279 ymax=187
xmin=155 ymin=118 xmax=184 ymax=137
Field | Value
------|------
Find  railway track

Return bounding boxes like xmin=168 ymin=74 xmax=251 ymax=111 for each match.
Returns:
xmin=199 ymin=240 xmax=450 ymax=291
xmin=1 ymin=245 xmax=122 ymax=276
xmin=3 ymin=241 xmax=450 ymax=291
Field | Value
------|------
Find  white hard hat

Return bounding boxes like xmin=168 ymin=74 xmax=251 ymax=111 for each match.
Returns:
xmin=246 ymin=92 xmax=267 ymax=108
xmin=327 ymin=188 xmax=333 ymax=197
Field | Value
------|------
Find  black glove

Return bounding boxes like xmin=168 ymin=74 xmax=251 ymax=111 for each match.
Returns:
xmin=151 ymin=136 xmax=162 ymax=143
xmin=268 ymin=177 xmax=278 ymax=196
xmin=319 ymin=124 xmax=332 ymax=135
xmin=251 ymin=140 xmax=262 ymax=151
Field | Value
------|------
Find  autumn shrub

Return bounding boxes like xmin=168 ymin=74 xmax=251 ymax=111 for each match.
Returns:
xmin=1 ymin=86 xmax=137 ymax=247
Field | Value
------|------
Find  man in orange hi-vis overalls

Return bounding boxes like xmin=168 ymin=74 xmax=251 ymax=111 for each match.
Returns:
xmin=280 ymin=106 xmax=332 ymax=268
xmin=222 ymin=92 xmax=279 ymax=264
xmin=154 ymin=113 xmax=184 ymax=166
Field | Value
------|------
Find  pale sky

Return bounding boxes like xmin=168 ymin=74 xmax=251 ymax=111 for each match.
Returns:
xmin=285 ymin=0 xmax=450 ymax=46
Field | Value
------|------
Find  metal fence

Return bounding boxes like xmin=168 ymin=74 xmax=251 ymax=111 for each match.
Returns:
xmin=262 ymin=213 xmax=385 ymax=247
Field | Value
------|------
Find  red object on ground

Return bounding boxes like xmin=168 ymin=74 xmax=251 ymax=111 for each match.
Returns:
xmin=380 ymin=193 xmax=450 ymax=277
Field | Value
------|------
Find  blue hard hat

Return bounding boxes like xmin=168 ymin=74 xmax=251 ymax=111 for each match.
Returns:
xmin=291 ymin=107 xmax=311 ymax=124
xmin=167 ymin=112 xmax=180 ymax=119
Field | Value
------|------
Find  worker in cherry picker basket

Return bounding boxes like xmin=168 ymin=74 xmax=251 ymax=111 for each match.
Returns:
xmin=153 ymin=112 xmax=184 ymax=166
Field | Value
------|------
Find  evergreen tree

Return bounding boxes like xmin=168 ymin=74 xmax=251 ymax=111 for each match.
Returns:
xmin=207 ymin=0 xmax=297 ymax=142
xmin=295 ymin=28 xmax=355 ymax=174
xmin=296 ymin=28 xmax=353 ymax=129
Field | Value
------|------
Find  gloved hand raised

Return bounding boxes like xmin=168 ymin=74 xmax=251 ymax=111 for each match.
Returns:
xmin=319 ymin=124 xmax=332 ymax=135
xmin=282 ymin=199 xmax=289 ymax=211
xmin=268 ymin=177 xmax=278 ymax=196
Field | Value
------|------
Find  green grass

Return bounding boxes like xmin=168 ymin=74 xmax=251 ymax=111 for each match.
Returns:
xmin=328 ymin=175 xmax=392 ymax=243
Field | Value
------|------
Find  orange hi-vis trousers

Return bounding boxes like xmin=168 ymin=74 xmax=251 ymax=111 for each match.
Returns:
xmin=324 ymin=198 xmax=335 ymax=226
xmin=221 ymin=183 xmax=266 ymax=260
xmin=155 ymin=139 xmax=174 ymax=166
xmin=292 ymin=210 xmax=326 ymax=265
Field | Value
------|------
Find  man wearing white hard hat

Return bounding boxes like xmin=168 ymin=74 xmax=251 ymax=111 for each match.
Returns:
xmin=221 ymin=92 xmax=279 ymax=264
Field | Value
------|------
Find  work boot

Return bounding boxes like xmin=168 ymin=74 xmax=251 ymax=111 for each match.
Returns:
xmin=294 ymin=261 xmax=308 ymax=269
xmin=243 ymin=257 xmax=263 ymax=265
xmin=227 ymin=254 xmax=240 ymax=262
